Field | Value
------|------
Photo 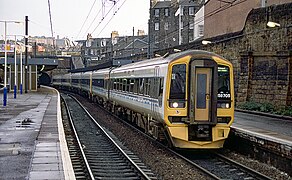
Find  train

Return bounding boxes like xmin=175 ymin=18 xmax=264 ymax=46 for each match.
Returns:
xmin=52 ymin=49 xmax=234 ymax=149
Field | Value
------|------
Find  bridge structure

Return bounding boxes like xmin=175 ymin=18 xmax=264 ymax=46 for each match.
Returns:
xmin=0 ymin=56 xmax=59 ymax=92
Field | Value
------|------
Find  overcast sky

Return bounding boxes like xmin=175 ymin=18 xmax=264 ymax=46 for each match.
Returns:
xmin=0 ymin=0 xmax=150 ymax=41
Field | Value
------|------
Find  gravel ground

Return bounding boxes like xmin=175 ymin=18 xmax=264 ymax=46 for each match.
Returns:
xmin=75 ymin=94 xmax=291 ymax=180
xmin=221 ymin=149 xmax=292 ymax=180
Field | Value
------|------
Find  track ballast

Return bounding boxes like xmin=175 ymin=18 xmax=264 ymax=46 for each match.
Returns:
xmin=61 ymin=93 xmax=157 ymax=180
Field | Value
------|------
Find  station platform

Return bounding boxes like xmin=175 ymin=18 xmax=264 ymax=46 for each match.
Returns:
xmin=0 ymin=86 xmax=74 ymax=179
xmin=230 ymin=110 xmax=292 ymax=175
xmin=232 ymin=110 xmax=292 ymax=150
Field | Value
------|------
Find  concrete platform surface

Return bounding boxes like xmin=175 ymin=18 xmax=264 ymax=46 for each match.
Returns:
xmin=0 ymin=87 xmax=74 ymax=180
xmin=232 ymin=111 xmax=292 ymax=160
xmin=233 ymin=111 xmax=292 ymax=144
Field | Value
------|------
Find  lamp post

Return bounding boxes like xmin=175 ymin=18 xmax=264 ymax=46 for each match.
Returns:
xmin=3 ymin=21 xmax=7 ymax=106
xmin=19 ymin=42 xmax=23 ymax=94
xmin=0 ymin=20 xmax=23 ymax=106
xmin=14 ymin=35 xmax=17 ymax=98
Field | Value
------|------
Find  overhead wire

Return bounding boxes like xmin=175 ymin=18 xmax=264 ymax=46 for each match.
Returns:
xmin=96 ymin=0 xmax=128 ymax=37
xmin=82 ymin=8 xmax=103 ymax=38
xmin=76 ymin=0 xmax=97 ymax=39
xmin=81 ymin=0 xmax=119 ymax=38
xmin=47 ymin=0 xmax=54 ymax=38
xmin=90 ymin=0 xmax=122 ymax=35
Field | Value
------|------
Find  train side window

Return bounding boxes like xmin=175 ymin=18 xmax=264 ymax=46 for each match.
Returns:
xmin=109 ymin=79 xmax=114 ymax=90
xmin=122 ymin=79 xmax=126 ymax=91
xmin=119 ymin=79 xmax=122 ymax=91
xmin=115 ymin=79 xmax=118 ymax=90
xmin=113 ymin=79 xmax=116 ymax=90
xmin=116 ymin=79 xmax=119 ymax=90
xmin=133 ymin=79 xmax=139 ymax=93
xmin=126 ymin=79 xmax=130 ymax=92
xmin=139 ymin=78 xmax=144 ymax=94
xmin=101 ymin=79 xmax=108 ymax=89
xmin=158 ymin=78 xmax=164 ymax=107
xmin=150 ymin=77 xmax=159 ymax=98
xmin=159 ymin=78 xmax=164 ymax=97
xmin=144 ymin=78 xmax=150 ymax=96
xmin=129 ymin=79 xmax=134 ymax=93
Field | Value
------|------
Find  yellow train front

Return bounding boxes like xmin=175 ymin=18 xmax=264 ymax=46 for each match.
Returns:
xmin=164 ymin=50 xmax=234 ymax=149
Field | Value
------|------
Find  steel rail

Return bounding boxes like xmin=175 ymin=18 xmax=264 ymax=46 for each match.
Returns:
xmin=69 ymin=94 xmax=152 ymax=180
xmin=62 ymin=95 xmax=95 ymax=180
xmin=214 ymin=152 xmax=273 ymax=180
xmin=88 ymin=94 xmax=220 ymax=180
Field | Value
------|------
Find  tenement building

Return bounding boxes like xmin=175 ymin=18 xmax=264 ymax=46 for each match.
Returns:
xmin=149 ymin=0 xmax=202 ymax=50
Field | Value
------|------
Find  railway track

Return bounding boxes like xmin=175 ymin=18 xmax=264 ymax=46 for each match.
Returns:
xmin=61 ymin=93 xmax=157 ymax=180
xmin=67 ymin=93 xmax=277 ymax=179
xmin=178 ymin=150 xmax=273 ymax=180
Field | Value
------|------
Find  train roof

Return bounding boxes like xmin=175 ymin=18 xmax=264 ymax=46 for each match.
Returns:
xmin=112 ymin=49 xmax=229 ymax=71
xmin=68 ymin=50 xmax=230 ymax=75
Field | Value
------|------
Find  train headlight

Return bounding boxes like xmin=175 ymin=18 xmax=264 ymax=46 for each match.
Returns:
xmin=172 ymin=102 xmax=179 ymax=108
xmin=169 ymin=100 xmax=186 ymax=108
xmin=217 ymin=103 xmax=230 ymax=108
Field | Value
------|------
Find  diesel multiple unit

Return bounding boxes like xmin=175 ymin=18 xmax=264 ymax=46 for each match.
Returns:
xmin=52 ymin=50 xmax=234 ymax=149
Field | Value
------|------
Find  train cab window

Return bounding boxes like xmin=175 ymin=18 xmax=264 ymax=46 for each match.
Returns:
xmin=218 ymin=66 xmax=231 ymax=108
xmin=169 ymin=64 xmax=186 ymax=108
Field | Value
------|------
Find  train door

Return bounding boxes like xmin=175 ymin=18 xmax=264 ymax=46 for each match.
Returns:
xmin=189 ymin=59 xmax=217 ymax=124
xmin=194 ymin=68 xmax=211 ymax=121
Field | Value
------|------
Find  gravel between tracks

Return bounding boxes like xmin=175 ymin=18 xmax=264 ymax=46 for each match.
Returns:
xmin=74 ymin=95 xmax=210 ymax=180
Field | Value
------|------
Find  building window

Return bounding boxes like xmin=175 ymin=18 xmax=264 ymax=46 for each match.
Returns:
xmin=189 ymin=7 xmax=194 ymax=15
xmin=198 ymin=25 xmax=204 ymax=36
xmin=165 ymin=8 xmax=169 ymax=16
xmin=155 ymin=36 xmax=159 ymax=43
xmin=164 ymin=22 xmax=169 ymax=30
xmin=189 ymin=22 xmax=194 ymax=29
xmin=155 ymin=22 xmax=159 ymax=31
xmin=154 ymin=9 xmax=159 ymax=17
